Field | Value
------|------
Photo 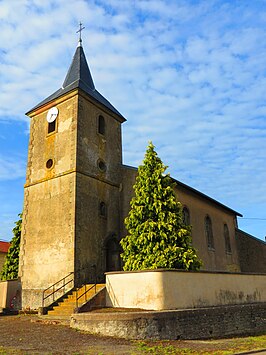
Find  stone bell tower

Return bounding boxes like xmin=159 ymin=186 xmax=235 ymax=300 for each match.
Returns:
xmin=19 ymin=36 xmax=126 ymax=309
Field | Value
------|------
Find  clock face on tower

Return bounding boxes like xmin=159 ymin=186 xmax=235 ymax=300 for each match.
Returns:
xmin=46 ymin=107 xmax=58 ymax=123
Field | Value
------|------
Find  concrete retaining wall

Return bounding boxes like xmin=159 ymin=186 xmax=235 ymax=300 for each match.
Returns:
xmin=0 ymin=279 xmax=21 ymax=310
xmin=70 ymin=302 xmax=266 ymax=340
xmin=106 ymin=269 xmax=266 ymax=310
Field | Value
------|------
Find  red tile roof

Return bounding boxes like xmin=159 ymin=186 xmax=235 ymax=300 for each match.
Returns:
xmin=0 ymin=241 xmax=10 ymax=253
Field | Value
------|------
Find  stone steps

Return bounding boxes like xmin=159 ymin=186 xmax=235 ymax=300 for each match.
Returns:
xmin=68 ymin=284 xmax=105 ymax=299
xmin=47 ymin=284 xmax=105 ymax=316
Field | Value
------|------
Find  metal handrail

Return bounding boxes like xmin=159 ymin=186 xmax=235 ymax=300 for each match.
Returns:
xmin=43 ymin=272 xmax=74 ymax=294
xmin=42 ymin=272 xmax=74 ymax=308
xmin=41 ymin=266 xmax=95 ymax=309
xmin=75 ymin=264 xmax=98 ymax=310
xmin=75 ymin=283 xmax=97 ymax=310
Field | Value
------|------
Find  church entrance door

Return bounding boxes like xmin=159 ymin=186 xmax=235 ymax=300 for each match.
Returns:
xmin=106 ymin=238 xmax=121 ymax=272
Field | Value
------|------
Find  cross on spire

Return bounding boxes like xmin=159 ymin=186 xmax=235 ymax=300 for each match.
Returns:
xmin=76 ymin=22 xmax=85 ymax=46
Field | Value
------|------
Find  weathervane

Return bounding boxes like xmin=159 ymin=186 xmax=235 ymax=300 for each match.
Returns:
xmin=76 ymin=22 xmax=85 ymax=45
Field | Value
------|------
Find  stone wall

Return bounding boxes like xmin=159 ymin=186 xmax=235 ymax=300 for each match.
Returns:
xmin=19 ymin=93 xmax=78 ymax=310
xmin=70 ymin=302 xmax=266 ymax=340
xmin=19 ymin=88 xmax=125 ymax=310
xmin=174 ymin=182 xmax=240 ymax=272
xmin=74 ymin=93 xmax=123 ymax=283
xmin=236 ymin=229 xmax=266 ymax=273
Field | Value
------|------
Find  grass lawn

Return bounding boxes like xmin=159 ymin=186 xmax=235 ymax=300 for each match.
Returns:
xmin=134 ymin=335 xmax=266 ymax=354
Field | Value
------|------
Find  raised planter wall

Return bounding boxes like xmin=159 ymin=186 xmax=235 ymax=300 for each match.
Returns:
xmin=106 ymin=269 xmax=266 ymax=310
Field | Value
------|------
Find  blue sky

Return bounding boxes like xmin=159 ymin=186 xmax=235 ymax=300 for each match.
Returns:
xmin=0 ymin=0 xmax=266 ymax=241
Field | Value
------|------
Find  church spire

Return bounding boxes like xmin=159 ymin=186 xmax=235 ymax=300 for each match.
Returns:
xmin=62 ymin=40 xmax=95 ymax=91
xmin=27 ymin=31 xmax=125 ymax=121
xmin=61 ymin=22 xmax=95 ymax=91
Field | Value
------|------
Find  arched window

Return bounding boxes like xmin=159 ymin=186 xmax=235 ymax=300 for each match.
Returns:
xmin=224 ymin=224 xmax=232 ymax=253
xmin=99 ymin=201 xmax=107 ymax=218
xmin=98 ymin=115 xmax=105 ymax=135
xmin=205 ymin=216 xmax=214 ymax=250
xmin=182 ymin=207 xmax=190 ymax=225
xmin=48 ymin=120 xmax=56 ymax=134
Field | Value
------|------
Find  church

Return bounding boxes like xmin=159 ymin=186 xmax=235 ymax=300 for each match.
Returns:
xmin=18 ymin=36 xmax=266 ymax=309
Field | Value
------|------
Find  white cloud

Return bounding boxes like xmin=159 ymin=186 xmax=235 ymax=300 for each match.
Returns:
xmin=0 ymin=156 xmax=26 ymax=181
xmin=0 ymin=0 xmax=265 ymax=239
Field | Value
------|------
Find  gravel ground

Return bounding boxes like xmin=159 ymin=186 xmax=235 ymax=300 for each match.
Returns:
xmin=0 ymin=314 xmax=136 ymax=354
xmin=0 ymin=314 xmax=265 ymax=354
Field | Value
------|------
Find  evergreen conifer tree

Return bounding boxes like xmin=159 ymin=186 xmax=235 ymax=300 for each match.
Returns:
xmin=120 ymin=142 xmax=201 ymax=271
xmin=0 ymin=214 xmax=22 ymax=280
